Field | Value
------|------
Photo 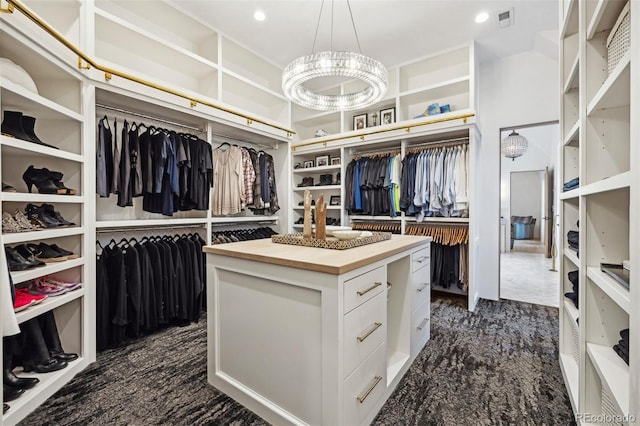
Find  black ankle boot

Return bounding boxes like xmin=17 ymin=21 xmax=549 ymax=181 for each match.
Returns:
xmin=17 ymin=318 xmax=68 ymax=374
xmin=3 ymin=348 xmax=39 ymax=390
xmin=39 ymin=312 xmax=78 ymax=362
xmin=21 ymin=115 xmax=56 ymax=149
xmin=3 ymin=384 xmax=24 ymax=402
xmin=3 ymin=403 xmax=9 ymax=413
xmin=1 ymin=111 xmax=30 ymax=141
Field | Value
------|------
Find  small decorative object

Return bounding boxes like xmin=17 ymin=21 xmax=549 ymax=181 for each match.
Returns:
xmin=330 ymin=195 xmax=341 ymax=206
xmin=439 ymin=104 xmax=451 ymax=113
xmin=353 ymin=113 xmax=368 ymax=131
xmin=303 ymin=160 xmax=314 ymax=168
xmin=501 ymin=130 xmax=528 ymax=161
xmin=371 ymin=112 xmax=378 ymax=126
xmin=303 ymin=188 xmax=313 ymax=239
xmin=314 ymin=129 xmax=329 ymax=137
xmin=426 ymin=103 xmax=441 ymax=115
xmin=315 ymin=194 xmax=327 ymax=240
xmin=380 ymin=107 xmax=395 ymax=125
xmin=294 ymin=162 xmax=302 ymax=169
xmin=319 ymin=174 xmax=333 ymax=185
xmin=333 ymin=230 xmax=362 ymax=240
xmin=315 ymin=155 xmax=329 ymax=167
xmin=330 ymin=157 xmax=340 ymax=166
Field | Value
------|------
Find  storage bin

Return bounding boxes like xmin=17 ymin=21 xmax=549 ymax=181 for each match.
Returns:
xmin=606 ymin=2 xmax=630 ymax=75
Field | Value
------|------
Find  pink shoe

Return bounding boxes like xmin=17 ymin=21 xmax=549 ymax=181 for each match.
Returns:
xmin=14 ymin=291 xmax=36 ymax=312
xmin=16 ymin=287 xmax=48 ymax=305
xmin=28 ymin=277 xmax=68 ymax=296
xmin=44 ymin=276 xmax=82 ymax=291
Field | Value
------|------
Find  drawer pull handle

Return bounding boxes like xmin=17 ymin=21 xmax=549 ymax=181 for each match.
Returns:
xmin=415 ymin=256 xmax=428 ymax=263
xmin=357 ymin=322 xmax=382 ymax=342
xmin=417 ymin=283 xmax=428 ymax=292
xmin=417 ymin=318 xmax=429 ymax=331
xmin=357 ymin=375 xmax=383 ymax=404
xmin=357 ymin=281 xmax=382 ymax=296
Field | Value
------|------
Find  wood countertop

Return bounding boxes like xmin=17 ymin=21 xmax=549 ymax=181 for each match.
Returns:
xmin=203 ymin=234 xmax=431 ymax=275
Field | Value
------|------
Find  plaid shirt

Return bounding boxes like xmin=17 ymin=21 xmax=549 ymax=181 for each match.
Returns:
xmin=240 ymin=148 xmax=256 ymax=209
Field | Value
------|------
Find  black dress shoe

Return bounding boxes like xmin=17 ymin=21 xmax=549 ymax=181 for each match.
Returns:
xmin=3 ymin=403 xmax=9 ymax=413
xmin=49 ymin=350 xmax=78 ymax=362
xmin=3 ymin=370 xmax=39 ymax=390
xmin=22 ymin=357 xmax=67 ymax=373
xmin=1 ymin=111 xmax=31 ymax=141
xmin=14 ymin=244 xmax=46 ymax=268
xmin=3 ymin=384 xmax=24 ymax=402
xmin=5 ymin=247 xmax=36 ymax=271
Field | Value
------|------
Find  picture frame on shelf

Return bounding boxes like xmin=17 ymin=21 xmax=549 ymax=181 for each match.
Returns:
xmin=330 ymin=195 xmax=341 ymax=206
xmin=353 ymin=113 xmax=367 ymax=131
xmin=330 ymin=157 xmax=341 ymax=166
xmin=315 ymin=155 xmax=329 ymax=167
xmin=380 ymin=107 xmax=396 ymax=125
xmin=303 ymin=160 xmax=314 ymax=168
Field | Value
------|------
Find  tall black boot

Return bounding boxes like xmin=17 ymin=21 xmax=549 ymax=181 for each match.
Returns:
xmin=18 ymin=319 xmax=67 ymax=373
xmin=1 ymin=111 xmax=30 ymax=141
xmin=38 ymin=311 xmax=78 ymax=362
xmin=21 ymin=115 xmax=56 ymax=149
xmin=3 ymin=337 xmax=39 ymax=390
xmin=3 ymin=384 xmax=24 ymax=402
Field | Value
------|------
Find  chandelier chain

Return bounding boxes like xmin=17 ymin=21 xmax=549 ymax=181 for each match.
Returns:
xmin=346 ymin=0 xmax=362 ymax=53
xmin=311 ymin=0 xmax=326 ymax=54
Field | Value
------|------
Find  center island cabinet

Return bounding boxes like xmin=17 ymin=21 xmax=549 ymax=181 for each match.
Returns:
xmin=203 ymin=235 xmax=432 ymax=425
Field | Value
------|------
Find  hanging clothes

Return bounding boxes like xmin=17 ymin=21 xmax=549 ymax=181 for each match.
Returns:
xmin=211 ymin=145 xmax=244 ymax=215
xmin=345 ymin=153 xmax=401 ymax=217
xmin=96 ymin=116 xmax=113 ymax=198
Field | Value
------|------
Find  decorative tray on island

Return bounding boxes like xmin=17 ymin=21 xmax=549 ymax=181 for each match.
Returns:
xmin=272 ymin=232 xmax=392 ymax=250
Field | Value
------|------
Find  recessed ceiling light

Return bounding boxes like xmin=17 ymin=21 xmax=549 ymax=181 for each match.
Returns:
xmin=254 ymin=10 xmax=266 ymax=21
xmin=475 ymin=11 xmax=489 ymax=23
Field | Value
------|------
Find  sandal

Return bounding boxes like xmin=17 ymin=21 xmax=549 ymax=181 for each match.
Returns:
xmin=2 ymin=182 xmax=16 ymax=192
xmin=2 ymin=212 xmax=21 ymax=233
xmin=13 ymin=209 xmax=42 ymax=231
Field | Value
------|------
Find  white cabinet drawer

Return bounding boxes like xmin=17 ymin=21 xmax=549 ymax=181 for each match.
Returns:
xmin=411 ymin=246 xmax=430 ymax=272
xmin=411 ymin=268 xmax=430 ymax=313
xmin=343 ymin=266 xmax=385 ymax=314
xmin=411 ymin=300 xmax=431 ymax=358
xmin=343 ymin=292 xmax=386 ymax=378
xmin=344 ymin=343 xmax=386 ymax=426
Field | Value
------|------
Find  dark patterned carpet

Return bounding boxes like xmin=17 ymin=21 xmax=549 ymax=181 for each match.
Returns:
xmin=19 ymin=297 xmax=575 ymax=426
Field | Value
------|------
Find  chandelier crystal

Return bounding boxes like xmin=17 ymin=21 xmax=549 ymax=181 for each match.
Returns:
xmin=501 ymin=130 xmax=528 ymax=161
xmin=282 ymin=0 xmax=388 ymax=111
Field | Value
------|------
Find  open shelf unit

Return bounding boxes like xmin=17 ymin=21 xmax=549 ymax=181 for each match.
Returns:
xmin=559 ymin=0 xmax=638 ymax=422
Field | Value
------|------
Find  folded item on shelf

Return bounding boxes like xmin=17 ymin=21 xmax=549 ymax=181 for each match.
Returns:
xmin=600 ymin=263 xmax=629 ymax=290
xmin=563 ymin=177 xmax=579 ymax=191
xmin=0 ymin=58 xmax=39 ymax=94
xmin=566 ymin=270 xmax=579 ymax=308
xmin=567 ymin=230 xmax=579 ymax=247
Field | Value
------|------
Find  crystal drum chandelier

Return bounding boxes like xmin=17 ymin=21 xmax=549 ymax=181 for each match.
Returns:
xmin=282 ymin=1 xmax=388 ymax=111
xmin=501 ymin=130 xmax=528 ymax=161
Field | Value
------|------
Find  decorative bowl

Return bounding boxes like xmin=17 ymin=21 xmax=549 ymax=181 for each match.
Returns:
xmin=332 ymin=230 xmax=362 ymax=240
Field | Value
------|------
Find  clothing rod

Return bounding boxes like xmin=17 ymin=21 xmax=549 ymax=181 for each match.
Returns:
xmin=211 ymin=220 xmax=277 ymax=228
xmin=96 ymin=224 xmax=206 ymax=234
xmin=96 ymin=103 xmax=204 ymax=133
xmin=351 ymin=147 xmax=400 ymax=157
xmin=408 ymin=137 xmax=469 ymax=150
xmin=210 ymin=133 xmax=274 ymax=151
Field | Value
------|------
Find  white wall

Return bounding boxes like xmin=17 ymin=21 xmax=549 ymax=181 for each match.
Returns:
xmin=510 ymin=170 xmax=543 ymax=238
xmin=476 ymin=49 xmax=559 ymax=301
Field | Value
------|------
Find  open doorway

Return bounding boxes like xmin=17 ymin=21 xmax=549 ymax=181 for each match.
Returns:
xmin=499 ymin=122 xmax=559 ymax=307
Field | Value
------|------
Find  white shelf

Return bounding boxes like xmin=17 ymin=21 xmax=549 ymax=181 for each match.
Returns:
xmin=293 ymin=185 xmax=341 ymax=191
xmin=221 ymin=68 xmax=286 ymax=101
xmin=2 ymin=357 xmax=87 ymax=425
xmin=387 ymin=350 xmax=410 ymax=385
xmin=586 ymin=343 xmax=629 ymax=416
xmin=0 ymin=78 xmax=83 ymax=121
xmin=563 ymin=54 xmax=579 ymax=93
xmin=398 ymin=75 xmax=470 ymax=98
xmin=293 ymin=206 xmax=341 ymax=210
xmin=580 ymin=171 xmax=630 ymax=196
xmin=561 ymin=0 xmax=579 ymax=38
xmin=10 ymin=257 xmax=85 ymax=285
xmin=292 ymin=110 xmax=340 ymax=126
xmin=1 ymin=227 xmax=85 ymax=244
xmin=96 ymin=218 xmax=208 ymax=228
xmin=587 ymin=0 xmax=628 ymax=40
xmin=564 ymin=298 xmax=579 ymax=324
xmin=0 ymin=135 xmax=84 ymax=163
xmin=587 ymin=52 xmax=630 ymax=115
xmin=563 ymin=120 xmax=580 ymax=147
xmin=587 ymin=267 xmax=630 ymax=314
xmin=293 ymin=165 xmax=341 ymax=174
xmin=405 ymin=216 xmax=469 ymax=223
xmin=211 ymin=215 xmax=279 ymax=224
xmin=560 ymin=188 xmax=580 ymax=200
xmin=1 ymin=193 xmax=84 ymax=203
xmin=15 ymin=287 xmax=85 ymax=324
xmin=564 ymin=248 xmax=580 ymax=267
xmin=560 ymin=354 xmax=580 ymax=413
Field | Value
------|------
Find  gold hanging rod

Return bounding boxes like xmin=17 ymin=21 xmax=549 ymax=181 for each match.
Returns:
xmin=96 ymin=103 xmax=204 ymax=133
xmin=292 ymin=112 xmax=475 ymax=151
xmin=96 ymin=224 xmax=206 ymax=234
xmin=408 ymin=137 xmax=469 ymax=151
xmin=353 ymin=148 xmax=401 ymax=157
xmin=6 ymin=0 xmax=295 ymax=138
xmin=211 ymin=134 xmax=275 ymax=151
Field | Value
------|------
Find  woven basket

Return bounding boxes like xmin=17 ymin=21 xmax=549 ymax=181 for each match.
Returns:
xmin=272 ymin=232 xmax=391 ymax=250
xmin=606 ymin=2 xmax=630 ymax=75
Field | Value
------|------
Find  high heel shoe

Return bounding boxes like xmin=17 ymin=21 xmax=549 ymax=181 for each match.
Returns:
xmin=22 ymin=166 xmax=75 ymax=195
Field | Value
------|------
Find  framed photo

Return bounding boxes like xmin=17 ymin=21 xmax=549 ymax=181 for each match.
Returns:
xmin=330 ymin=157 xmax=341 ymax=166
xmin=380 ymin=107 xmax=396 ymax=125
xmin=303 ymin=160 xmax=314 ymax=168
xmin=330 ymin=195 xmax=341 ymax=206
xmin=315 ymin=155 xmax=329 ymax=167
xmin=353 ymin=113 xmax=368 ymax=131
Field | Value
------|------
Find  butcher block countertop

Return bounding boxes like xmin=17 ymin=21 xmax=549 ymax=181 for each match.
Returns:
xmin=203 ymin=234 xmax=431 ymax=275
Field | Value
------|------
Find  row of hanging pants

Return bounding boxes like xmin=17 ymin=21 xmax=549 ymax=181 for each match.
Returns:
xmin=95 ymin=233 xmax=206 ymax=351
xmin=431 ymin=243 xmax=469 ymax=292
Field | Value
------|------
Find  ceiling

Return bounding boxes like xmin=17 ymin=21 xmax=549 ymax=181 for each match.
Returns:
xmin=170 ymin=0 xmax=559 ymax=71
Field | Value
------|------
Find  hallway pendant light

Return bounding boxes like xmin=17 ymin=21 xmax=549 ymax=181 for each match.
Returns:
xmin=501 ymin=130 xmax=528 ymax=161
xmin=282 ymin=0 xmax=388 ymax=111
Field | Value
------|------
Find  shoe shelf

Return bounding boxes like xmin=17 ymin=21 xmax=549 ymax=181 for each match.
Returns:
xmin=14 ymin=287 xmax=84 ymax=325
xmin=564 ymin=298 xmax=580 ymax=324
xmin=293 ymin=164 xmax=341 ymax=174
xmin=10 ymin=257 xmax=84 ymax=285
xmin=0 ymin=78 xmax=83 ymax=122
xmin=1 ymin=193 xmax=84 ymax=204
xmin=586 ymin=343 xmax=630 ymax=416
xmin=563 ymin=54 xmax=580 ymax=94
xmin=580 ymin=171 xmax=631 ymax=196
xmin=0 ymin=135 xmax=84 ymax=164
xmin=587 ymin=0 xmax=629 ymax=40
xmin=293 ymin=185 xmax=341 ymax=192
xmin=561 ymin=0 xmax=579 ymax=39
xmin=586 ymin=52 xmax=630 ymax=115
xmin=559 ymin=353 xmax=579 ymax=413
xmin=1 ymin=227 xmax=85 ymax=245
xmin=2 ymin=357 xmax=87 ymax=426
xmin=563 ymin=120 xmax=580 ymax=147
xmin=587 ymin=267 xmax=631 ymax=314
xmin=564 ymin=248 xmax=580 ymax=267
